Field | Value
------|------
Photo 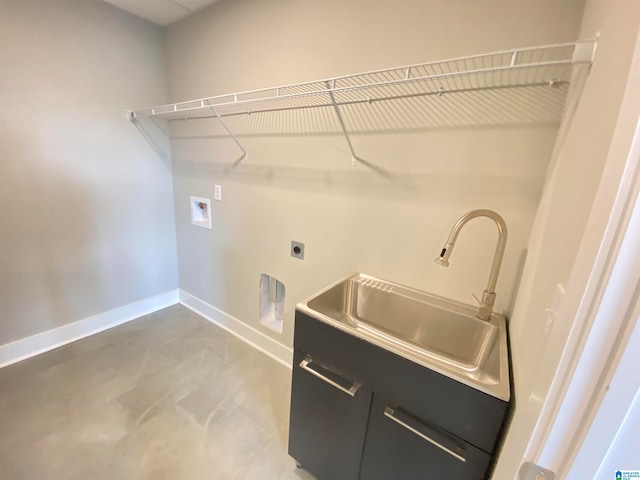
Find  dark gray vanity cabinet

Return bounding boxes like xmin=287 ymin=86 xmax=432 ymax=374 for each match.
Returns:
xmin=288 ymin=311 xmax=511 ymax=480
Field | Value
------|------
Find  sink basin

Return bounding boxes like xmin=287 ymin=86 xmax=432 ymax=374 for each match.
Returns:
xmin=297 ymin=273 xmax=510 ymax=401
xmin=305 ymin=276 xmax=498 ymax=370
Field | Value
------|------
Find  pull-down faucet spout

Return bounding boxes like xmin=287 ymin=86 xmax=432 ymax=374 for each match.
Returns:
xmin=435 ymin=209 xmax=508 ymax=320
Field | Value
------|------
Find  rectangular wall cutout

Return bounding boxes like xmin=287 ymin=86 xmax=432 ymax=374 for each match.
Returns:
xmin=260 ymin=274 xmax=285 ymax=333
xmin=190 ymin=196 xmax=212 ymax=229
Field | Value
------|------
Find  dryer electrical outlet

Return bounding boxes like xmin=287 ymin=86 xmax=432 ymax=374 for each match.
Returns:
xmin=291 ymin=241 xmax=305 ymax=260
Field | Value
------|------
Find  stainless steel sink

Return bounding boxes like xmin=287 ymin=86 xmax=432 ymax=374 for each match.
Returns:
xmin=297 ymin=273 xmax=510 ymax=401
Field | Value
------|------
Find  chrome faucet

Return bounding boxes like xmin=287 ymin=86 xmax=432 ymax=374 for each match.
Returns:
xmin=435 ymin=209 xmax=508 ymax=320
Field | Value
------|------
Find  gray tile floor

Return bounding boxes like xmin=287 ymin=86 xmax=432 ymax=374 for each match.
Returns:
xmin=0 ymin=305 xmax=315 ymax=480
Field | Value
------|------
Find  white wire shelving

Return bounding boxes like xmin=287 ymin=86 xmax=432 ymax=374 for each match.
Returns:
xmin=129 ymin=40 xmax=597 ymax=165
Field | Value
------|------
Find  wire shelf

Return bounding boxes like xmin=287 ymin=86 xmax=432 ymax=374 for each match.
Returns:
xmin=128 ymin=40 xmax=596 ymax=166
xmin=130 ymin=40 xmax=595 ymax=122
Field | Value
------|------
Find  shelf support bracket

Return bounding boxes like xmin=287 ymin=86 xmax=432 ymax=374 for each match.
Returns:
xmin=126 ymin=110 xmax=171 ymax=162
xmin=205 ymin=100 xmax=247 ymax=165
xmin=325 ymin=80 xmax=359 ymax=166
xmin=149 ymin=116 xmax=171 ymax=139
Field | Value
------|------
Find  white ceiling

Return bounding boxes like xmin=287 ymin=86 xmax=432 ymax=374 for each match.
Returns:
xmin=104 ymin=0 xmax=221 ymax=26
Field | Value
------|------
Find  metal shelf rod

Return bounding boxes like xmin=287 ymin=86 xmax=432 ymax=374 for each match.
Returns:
xmin=132 ymin=59 xmax=578 ymax=120
xmin=133 ymin=61 xmax=571 ymax=122
xmin=167 ymin=79 xmax=569 ymax=123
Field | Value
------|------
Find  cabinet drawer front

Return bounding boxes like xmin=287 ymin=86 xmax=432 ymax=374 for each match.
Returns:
xmin=294 ymin=311 xmax=510 ymax=453
xmin=360 ymin=394 xmax=492 ymax=480
xmin=288 ymin=352 xmax=372 ymax=480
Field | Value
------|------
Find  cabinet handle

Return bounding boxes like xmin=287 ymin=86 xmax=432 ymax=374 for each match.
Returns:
xmin=383 ymin=407 xmax=466 ymax=463
xmin=299 ymin=358 xmax=361 ymax=397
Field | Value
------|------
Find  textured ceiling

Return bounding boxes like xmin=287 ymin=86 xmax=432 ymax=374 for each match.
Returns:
xmin=103 ymin=0 xmax=221 ymax=26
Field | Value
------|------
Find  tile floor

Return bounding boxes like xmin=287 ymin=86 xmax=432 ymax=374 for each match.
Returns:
xmin=0 ymin=305 xmax=315 ymax=480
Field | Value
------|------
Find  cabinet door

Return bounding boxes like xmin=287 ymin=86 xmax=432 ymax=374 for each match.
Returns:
xmin=360 ymin=394 xmax=492 ymax=480
xmin=288 ymin=352 xmax=372 ymax=480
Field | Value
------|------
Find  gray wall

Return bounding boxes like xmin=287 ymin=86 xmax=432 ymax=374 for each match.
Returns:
xmin=0 ymin=0 xmax=179 ymax=344
xmin=511 ymin=0 xmax=640 ymax=393
xmin=494 ymin=0 xmax=640 ymax=476
xmin=165 ymin=0 xmax=586 ymax=347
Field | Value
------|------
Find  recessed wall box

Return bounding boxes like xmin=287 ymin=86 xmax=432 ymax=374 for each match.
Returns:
xmin=190 ymin=196 xmax=212 ymax=229
xmin=260 ymin=274 xmax=285 ymax=333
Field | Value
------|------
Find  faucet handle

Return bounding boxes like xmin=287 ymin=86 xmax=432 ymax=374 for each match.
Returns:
xmin=472 ymin=291 xmax=495 ymax=320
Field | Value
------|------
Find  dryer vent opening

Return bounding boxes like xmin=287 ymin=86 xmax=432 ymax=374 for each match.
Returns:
xmin=259 ymin=274 xmax=285 ymax=333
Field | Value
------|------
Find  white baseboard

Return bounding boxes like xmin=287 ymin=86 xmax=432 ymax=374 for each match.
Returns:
xmin=179 ymin=289 xmax=293 ymax=369
xmin=0 ymin=290 xmax=179 ymax=368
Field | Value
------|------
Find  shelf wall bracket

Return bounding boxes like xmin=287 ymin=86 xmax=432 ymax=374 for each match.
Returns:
xmin=204 ymin=100 xmax=247 ymax=165
xmin=149 ymin=116 xmax=171 ymax=139
xmin=126 ymin=110 xmax=171 ymax=162
xmin=325 ymin=80 xmax=359 ymax=166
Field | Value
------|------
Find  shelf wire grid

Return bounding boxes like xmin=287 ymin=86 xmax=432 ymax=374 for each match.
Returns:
xmin=130 ymin=41 xmax=593 ymax=123
xmin=129 ymin=41 xmax=595 ymax=168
